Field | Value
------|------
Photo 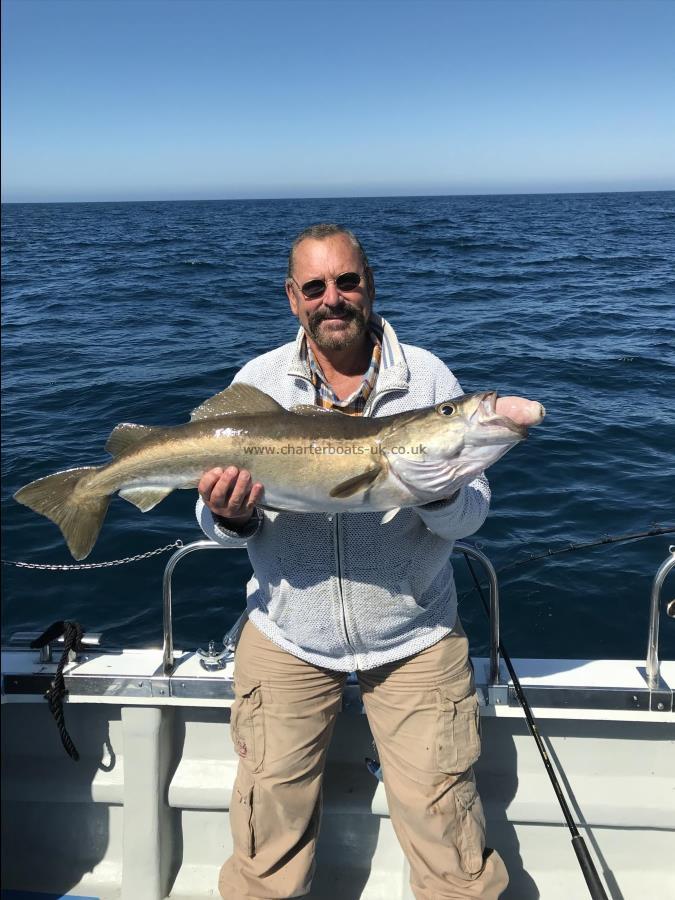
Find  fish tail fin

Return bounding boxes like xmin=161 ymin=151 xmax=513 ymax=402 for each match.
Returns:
xmin=14 ymin=466 xmax=110 ymax=560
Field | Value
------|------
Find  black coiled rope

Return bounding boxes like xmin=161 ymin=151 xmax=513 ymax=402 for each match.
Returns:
xmin=30 ymin=620 xmax=83 ymax=761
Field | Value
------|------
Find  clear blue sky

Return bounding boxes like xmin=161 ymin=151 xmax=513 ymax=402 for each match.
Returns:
xmin=2 ymin=0 xmax=674 ymax=202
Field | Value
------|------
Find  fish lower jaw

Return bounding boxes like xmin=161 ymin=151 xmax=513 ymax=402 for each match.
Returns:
xmin=466 ymin=429 xmax=524 ymax=446
xmin=475 ymin=416 xmax=527 ymax=440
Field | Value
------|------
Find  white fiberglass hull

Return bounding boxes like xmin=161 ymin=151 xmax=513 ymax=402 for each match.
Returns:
xmin=2 ymin=647 xmax=674 ymax=900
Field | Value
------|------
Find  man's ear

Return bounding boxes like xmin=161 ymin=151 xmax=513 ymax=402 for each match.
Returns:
xmin=365 ymin=266 xmax=375 ymax=301
xmin=286 ymin=280 xmax=299 ymax=316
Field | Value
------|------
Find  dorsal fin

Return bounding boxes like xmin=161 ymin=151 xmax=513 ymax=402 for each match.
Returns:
xmin=190 ymin=384 xmax=285 ymax=421
xmin=105 ymin=423 xmax=158 ymax=457
xmin=291 ymin=404 xmax=345 ymax=416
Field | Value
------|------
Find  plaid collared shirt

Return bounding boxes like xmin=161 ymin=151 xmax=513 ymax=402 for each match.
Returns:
xmin=302 ymin=319 xmax=384 ymax=416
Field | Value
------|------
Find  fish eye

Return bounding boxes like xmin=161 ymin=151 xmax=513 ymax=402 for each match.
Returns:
xmin=438 ymin=402 xmax=455 ymax=417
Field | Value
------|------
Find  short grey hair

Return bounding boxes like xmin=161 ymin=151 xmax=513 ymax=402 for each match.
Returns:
xmin=287 ymin=223 xmax=371 ymax=278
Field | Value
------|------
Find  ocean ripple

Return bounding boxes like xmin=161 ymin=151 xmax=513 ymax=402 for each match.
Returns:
xmin=2 ymin=191 xmax=674 ymax=660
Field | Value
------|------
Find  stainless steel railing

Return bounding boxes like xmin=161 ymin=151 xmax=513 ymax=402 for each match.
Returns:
xmin=161 ymin=537 xmax=501 ymax=678
xmin=162 ymin=540 xmax=230 ymax=674
xmin=646 ymin=546 xmax=675 ymax=690
xmin=454 ymin=542 xmax=501 ymax=683
xmin=161 ymin=538 xmax=673 ymax=692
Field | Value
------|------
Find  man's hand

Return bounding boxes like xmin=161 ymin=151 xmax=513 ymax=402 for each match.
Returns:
xmin=198 ymin=466 xmax=264 ymax=528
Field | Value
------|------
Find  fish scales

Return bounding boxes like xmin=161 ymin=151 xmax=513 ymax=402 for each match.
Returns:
xmin=14 ymin=383 xmax=544 ymax=560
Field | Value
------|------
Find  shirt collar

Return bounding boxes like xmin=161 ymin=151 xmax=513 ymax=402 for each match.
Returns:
xmin=304 ymin=331 xmax=382 ymax=412
xmin=287 ymin=312 xmax=409 ymax=391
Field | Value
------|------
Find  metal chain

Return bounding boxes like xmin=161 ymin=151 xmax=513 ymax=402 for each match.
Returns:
xmin=1 ymin=539 xmax=184 ymax=571
xmin=4 ymin=525 xmax=673 ymax=574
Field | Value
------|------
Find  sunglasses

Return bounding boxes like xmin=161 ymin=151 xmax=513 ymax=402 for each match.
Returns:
xmin=290 ymin=271 xmax=362 ymax=300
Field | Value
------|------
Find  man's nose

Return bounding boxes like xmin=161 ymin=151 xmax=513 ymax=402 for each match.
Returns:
xmin=321 ymin=281 xmax=343 ymax=306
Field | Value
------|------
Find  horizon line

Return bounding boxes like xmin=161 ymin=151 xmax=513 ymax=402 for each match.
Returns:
xmin=2 ymin=186 xmax=674 ymax=205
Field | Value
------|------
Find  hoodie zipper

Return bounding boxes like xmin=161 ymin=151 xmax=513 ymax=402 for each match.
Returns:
xmin=334 ymin=388 xmax=400 ymax=654
xmin=304 ymin=378 xmax=401 ymax=658
xmin=331 ymin=512 xmax=355 ymax=653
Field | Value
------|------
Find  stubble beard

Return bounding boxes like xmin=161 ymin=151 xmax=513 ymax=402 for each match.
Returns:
xmin=307 ymin=304 xmax=369 ymax=351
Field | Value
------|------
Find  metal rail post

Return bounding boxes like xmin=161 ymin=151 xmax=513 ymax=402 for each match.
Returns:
xmin=162 ymin=540 xmax=230 ymax=674
xmin=646 ymin=546 xmax=675 ymax=690
xmin=455 ymin=541 xmax=500 ymax=684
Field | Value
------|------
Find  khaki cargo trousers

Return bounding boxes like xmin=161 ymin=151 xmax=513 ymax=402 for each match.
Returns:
xmin=220 ymin=619 xmax=508 ymax=899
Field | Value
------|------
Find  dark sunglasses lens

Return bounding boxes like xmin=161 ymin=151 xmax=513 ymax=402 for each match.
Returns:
xmin=336 ymin=272 xmax=361 ymax=291
xmin=300 ymin=273 xmax=361 ymax=298
xmin=301 ymin=279 xmax=327 ymax=299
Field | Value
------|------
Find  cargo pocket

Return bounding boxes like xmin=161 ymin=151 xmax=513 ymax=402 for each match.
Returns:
xmin=454 ymin=773 xmax=486 ymax=877
xmin=435 ymin=682 xmax=481 ymax=774
xmin=230 ymin=677 xmax=265 ymax=774
xmin=230 ymin=771 xmax=257 ymax=858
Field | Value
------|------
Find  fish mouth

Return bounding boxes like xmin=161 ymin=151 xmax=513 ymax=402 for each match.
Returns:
xmin=474 ymin=391 xmax=528 ymax=439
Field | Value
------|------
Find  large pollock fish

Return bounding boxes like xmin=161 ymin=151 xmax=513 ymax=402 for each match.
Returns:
xmin=14 ymin=384 xmax=545 ymax=560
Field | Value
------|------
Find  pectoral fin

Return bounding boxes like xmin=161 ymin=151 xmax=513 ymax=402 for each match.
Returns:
xmin=118 ymin=485 xmax=175 ymax=512
xmin=329 ymin=466 xmax=382 ymax=499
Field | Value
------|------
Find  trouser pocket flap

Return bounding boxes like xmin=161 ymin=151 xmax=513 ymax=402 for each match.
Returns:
xmin=436 ymin=687 xmax=481 ymax=774
xmin=455 ymin=775 xmax=486 ymax=877
xmin=231 ymin=677 xmax=265 ymax=773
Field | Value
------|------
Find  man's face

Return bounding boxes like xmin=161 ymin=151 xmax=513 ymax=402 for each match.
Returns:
xmin=285 ymin=234 xmax=374 ymax=352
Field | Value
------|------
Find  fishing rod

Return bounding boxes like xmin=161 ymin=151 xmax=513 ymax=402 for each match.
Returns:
xmin=453 ymin=523 xmax=674 ymax=897
xmin=495 ymin=523 xmax=675 ymax=576
xmin=453 ymin=524 xmax=675 ymax=607
xmin=462 ymin=554 xmax=612 ymax=900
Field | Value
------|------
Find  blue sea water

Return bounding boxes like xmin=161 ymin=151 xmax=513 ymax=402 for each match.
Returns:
xmin=2 ymin=192 xmax=674 ymax=661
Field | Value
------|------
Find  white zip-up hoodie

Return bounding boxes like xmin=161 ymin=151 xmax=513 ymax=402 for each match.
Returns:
xmin=196 ymin=315 xmax=490 ymax=672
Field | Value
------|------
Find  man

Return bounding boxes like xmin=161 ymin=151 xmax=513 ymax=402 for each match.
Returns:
xmin=197 ymin=224 xmax=509 ymax=899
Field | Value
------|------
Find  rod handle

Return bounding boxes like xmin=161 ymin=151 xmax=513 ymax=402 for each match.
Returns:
xmin=571 ymin=834 xmax=609 ymax=900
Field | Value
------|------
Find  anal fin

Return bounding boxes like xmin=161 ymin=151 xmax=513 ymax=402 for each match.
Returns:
xmin=118 ymin=485 xmax=174 ymax=512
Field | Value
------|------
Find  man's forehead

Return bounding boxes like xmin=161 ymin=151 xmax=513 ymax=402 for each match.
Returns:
xmin=293 ymin=235 xmax=360 ymax=272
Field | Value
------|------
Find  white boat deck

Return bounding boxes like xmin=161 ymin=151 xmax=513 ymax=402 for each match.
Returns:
xmin=2 ymin=647 xmax=674 ymax=900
